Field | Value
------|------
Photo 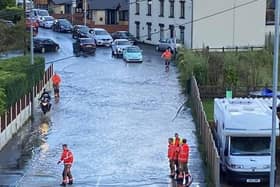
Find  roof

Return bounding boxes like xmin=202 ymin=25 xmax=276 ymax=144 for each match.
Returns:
xmin=88 ymin=0 xmax=129 ymax=11
xmin=214 ymin=98 xmax=280 ymax=135
xmin=51 ymin=0 xmax=72 ymax=5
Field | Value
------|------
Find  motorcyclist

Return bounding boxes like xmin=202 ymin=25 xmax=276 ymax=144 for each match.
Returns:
xmin=39 ymin=88 xmax=51 ymax=110
xmin=52 ymin=72 xmax=61 ymax=98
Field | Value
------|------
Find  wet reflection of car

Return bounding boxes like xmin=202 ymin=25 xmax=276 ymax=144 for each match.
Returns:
xmin=72 ymin=25 xmax=92 ymax=39
xmin=111 ymin=39 xmax=132 ymax=57
xmin=73 ymin=38 xmax=96 ymax=57
xmin=31 ymin=38 xmax=59 ymax=53
xmin=52 ymin=19 xmax=73 ymax=33
xmin=123 ymin=46 xmax=143 ymax=63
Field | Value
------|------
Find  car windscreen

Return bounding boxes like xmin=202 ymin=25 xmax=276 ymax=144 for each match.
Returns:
xmin=127 ymin=47 xmax=140 ymax=53
xmin=80 ymin=39 xmax=94 ymax=44
xmin=60 ymin=20 xmax=70 ymax=26
xmin=38 ymin=10 xmax=49 ymax=16
xmin=117 ymin=41 xmax=131 ymax=45
xmin=95 ymin=30 xmax=108 ymax=35
xmin=45 ymin=17 xmax=54 ymax=21
xmin=230 ymin=137 xmax=270 ymax=156
xmin=80 ymin=27 xmax=89 ymax=33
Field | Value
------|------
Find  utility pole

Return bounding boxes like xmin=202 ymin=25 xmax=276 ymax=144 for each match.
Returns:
xmin=23 ymin=0 xmax=27 ymax=55
xmin=84 ymin=0 xmax=87 ymax=26
xmin=30 ymin=0 xmax=35 ymax=118
xmin=270 ymin=0 xmax=280 ymax=186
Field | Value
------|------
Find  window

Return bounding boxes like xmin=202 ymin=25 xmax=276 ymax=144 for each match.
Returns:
xmin=147 ymin=22 xmax=152 ymax=40
xmin=159 ymin=0 xmax=164 ymax=17
xmin=266 ymin=0 xmax=275 ymax=25
xmin=147 ymin=0 xmax=152 ymax=16
xmin=180 ymin=0 xmax=185 ymax=18
xmin=159 ymin=24 xmax=164 ymax=40
xmin=136 ymin=0 xmax=140 ymax=15
xmin=169 ymin=0 xmax=174 ymax=18
xmin=119 ymin=10 xmax=128 ymax=21
xmin=179 ymin=25 xmax=185 ymax=44
xmin=135 ymin=21 xmax=140 ymax=39
xmin=169 ymin=25 xmax=174 ymax=38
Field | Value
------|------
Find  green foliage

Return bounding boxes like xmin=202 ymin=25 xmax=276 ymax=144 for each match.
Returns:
xmin=0 ymin=7 xmax=23 ymax=23
xmin=0 ymin=88 xmax=7 ymax=114
xmin=0 ymin=56 xmax=44 ymax=113
xmin=176 ymin=48 xmax=274 ymax=92
xmin=0 ymin=0 xmax=16 ymax=10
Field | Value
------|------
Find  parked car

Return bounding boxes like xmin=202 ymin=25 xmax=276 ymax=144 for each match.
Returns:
xmin=32 ymin=9 xmax=49 ymax=23
xmin=111 ymin=39 xmax=132 ymax=57
xmin=31 ymin=38 xmax=59 ymax=53
xmin=72 ymin=25 xmax=92 ymax=39
xmin=52 ymin=19 xmax=73 ymax=33
xmin=26 ymin=17 xmax=39 ymax=36
xmin=111 ymin=31 xmax=136 ymax=45
xmin=40 ymin=16 xmax=54 ymax=28
xmin=73 ymin=38 xmax=96 ymax=57
xmin=91 ymin=28 xmax=113 ymax=46
xmin=155 ymin=38 xmax=183 ymax=53
xmin=123 ymin=46 xmax=143 ymax=63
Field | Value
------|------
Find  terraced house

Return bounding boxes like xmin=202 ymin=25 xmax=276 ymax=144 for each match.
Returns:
xmin=129 ymin=0 xmax=267 ymax=49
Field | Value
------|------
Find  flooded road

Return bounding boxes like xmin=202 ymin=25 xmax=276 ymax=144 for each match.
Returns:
xmin=0 ymin=28 xmax=206 ymax=187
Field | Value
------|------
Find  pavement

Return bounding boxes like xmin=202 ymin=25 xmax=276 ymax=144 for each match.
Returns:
xmin=0 ymin=28 xmax=206 ymax=187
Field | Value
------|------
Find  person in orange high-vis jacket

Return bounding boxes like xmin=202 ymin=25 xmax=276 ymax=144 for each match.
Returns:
xmin=52 ymin=72 xmax=61 ymax=97
xmin=161 ymin=48 xmax=172 ymax=68
xmin=173 ymin=133 xmax=182 ymax=174
xmin=178 ymin=138 xmax=190 ymax=180
xmin=57 ymin=144 xmax=74 ymax=186
xmin=168 ymin=138 xmax=177 ymax=177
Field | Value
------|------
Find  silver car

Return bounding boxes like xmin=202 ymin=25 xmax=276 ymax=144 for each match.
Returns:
xmin=91 ymin=28 xmax=113 ymax=46
xmin=40 ymin=16 xmax=54 ymax=28
xmin=155 ymin=38 xmax=183 ymax=53
xmin=111 ymin=39 xmax=133 ymax=57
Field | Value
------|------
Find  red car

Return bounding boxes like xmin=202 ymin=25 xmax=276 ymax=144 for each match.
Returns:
xmin=26 ymin=17 xmax=39 ymax=36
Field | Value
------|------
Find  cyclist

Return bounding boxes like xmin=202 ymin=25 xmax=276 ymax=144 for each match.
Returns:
xmin=161 ymin=48 xmax=172 ymax=71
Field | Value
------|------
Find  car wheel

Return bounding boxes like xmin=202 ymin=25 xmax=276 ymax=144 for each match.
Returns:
xmin=41 ymin=47 xmax=45 ymax=53
xmin=55 ymin=46 xmax=59 ymax=52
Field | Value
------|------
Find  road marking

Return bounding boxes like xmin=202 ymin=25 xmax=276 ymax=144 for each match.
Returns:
xmin=96 ymin=176 xmax=101 ymax=187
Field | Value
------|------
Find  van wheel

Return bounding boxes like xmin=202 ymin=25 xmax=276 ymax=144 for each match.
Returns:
xmin=55 ymin=46 xmax=59 ymax=52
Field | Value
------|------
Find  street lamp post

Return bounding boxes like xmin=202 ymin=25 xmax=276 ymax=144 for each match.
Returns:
xmin=84 ymin=0 xmax=87 ymax=26
xmin=30 ymin=0 xmax=35 ymax=118
xmin=270 ymin=0 xmax=280 ymax=186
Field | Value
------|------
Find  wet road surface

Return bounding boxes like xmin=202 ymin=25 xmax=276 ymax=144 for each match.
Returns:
xmin=0 ymin=28 xmax=207 ymax=187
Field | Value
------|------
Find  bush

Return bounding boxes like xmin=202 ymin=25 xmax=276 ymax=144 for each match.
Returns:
xmin=0 ymin=55 xmax=44 ymax=113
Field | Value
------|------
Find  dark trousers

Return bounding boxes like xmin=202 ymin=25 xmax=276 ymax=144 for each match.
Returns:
xmin=62 ymin=164 xmax=73 ymax=183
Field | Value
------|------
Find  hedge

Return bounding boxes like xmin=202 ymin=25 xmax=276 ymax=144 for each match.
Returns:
xmin=0 ymin=55 xmax=44 ymax=114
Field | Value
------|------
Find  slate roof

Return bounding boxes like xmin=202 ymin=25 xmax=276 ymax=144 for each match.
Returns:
xmin=88 ymin=0 xmax=129 ymax=11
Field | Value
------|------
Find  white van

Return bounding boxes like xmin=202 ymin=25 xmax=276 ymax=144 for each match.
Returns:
xmin=32 ymin=9 xmax=49 ymax=22
xmin=214 ymin=98 xmax=279 ymax=184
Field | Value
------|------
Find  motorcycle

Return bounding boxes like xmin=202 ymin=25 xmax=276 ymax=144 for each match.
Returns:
xmin=40 ymin=97 xmax=51 ymax=114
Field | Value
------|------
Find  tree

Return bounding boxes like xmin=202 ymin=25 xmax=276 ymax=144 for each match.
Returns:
xmin=0 ymin=0 xmax=16 ymax=10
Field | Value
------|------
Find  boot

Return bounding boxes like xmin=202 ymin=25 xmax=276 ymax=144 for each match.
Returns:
xmin=68 ymin=179 xmax=73 ymax=185
xmin=60 ymin=182 xmax=66 ymax=186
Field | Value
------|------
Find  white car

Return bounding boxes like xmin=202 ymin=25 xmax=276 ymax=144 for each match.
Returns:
xmin=40 ymin=16 xmax=54 ymax=28
xmin=91 ymin=28 xmax=113 ymax=46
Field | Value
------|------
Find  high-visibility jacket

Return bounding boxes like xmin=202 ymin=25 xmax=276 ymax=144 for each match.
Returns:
xmin=60 ymin=149 xmax=74 ymax=165
xmin=52 ymin=74 xmax=61 ymax=85
xmin=178 ymin=143 xmax=190 ymax=163
xmin=168 ymin=143 xmax=177 ymax=160
xmin=162 ymin=50 xmax=172 ymax=60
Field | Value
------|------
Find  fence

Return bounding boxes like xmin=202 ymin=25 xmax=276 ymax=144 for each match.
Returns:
xmin=190 ymin=76 xmax=220 ymax=187
xmin=192 ymin=46 xmax=264 ymax=53
xmin=0 ymin=64 xmax=53 ymax=133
